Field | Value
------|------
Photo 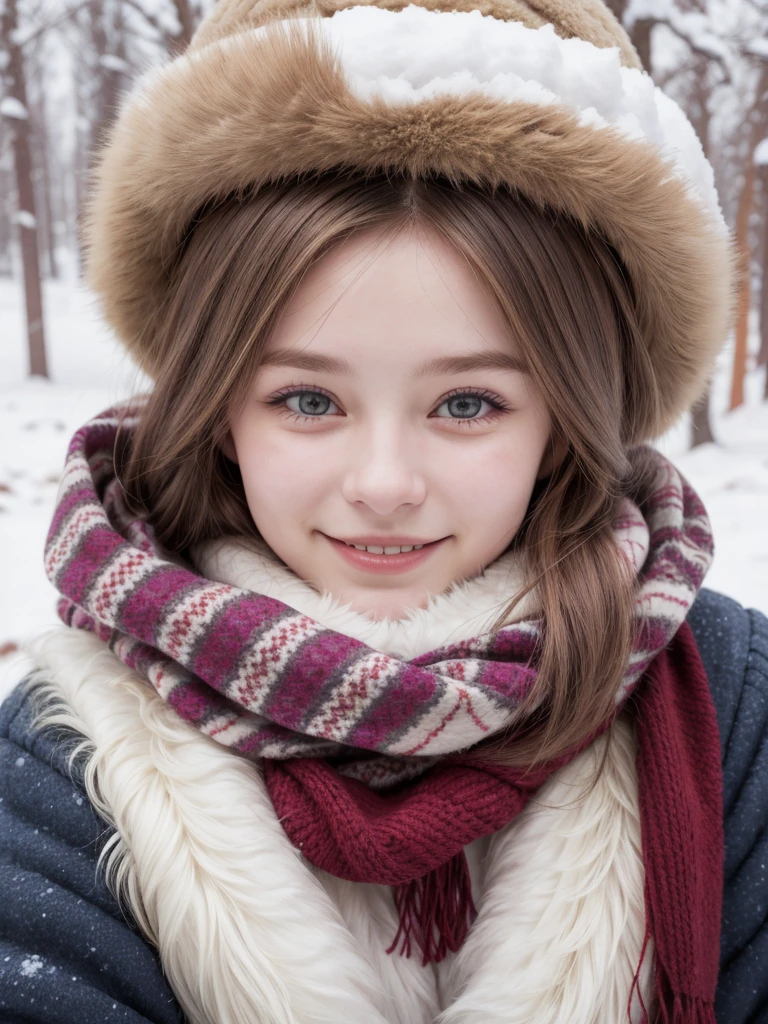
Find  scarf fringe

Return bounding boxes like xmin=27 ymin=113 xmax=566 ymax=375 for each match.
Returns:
xmin=387 ymin=851 xmax=477 ymax=966
xmin=651 ymin=964 xmax=717 ymax=1024
xmin=652 ymin=992 xmax=716 ymax=1023
xmin=633 ymin=938 xmax=717 ymax=1023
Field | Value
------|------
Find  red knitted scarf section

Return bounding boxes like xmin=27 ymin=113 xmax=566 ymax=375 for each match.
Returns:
xmin=264 ymin=620 xmax=723 ymax=1022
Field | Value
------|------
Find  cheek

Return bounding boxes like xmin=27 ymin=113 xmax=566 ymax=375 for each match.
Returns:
xmin=438 ymin=432 xmax=546 ymax=521
xmin=234 ymin=429 xmax=330 ymax=525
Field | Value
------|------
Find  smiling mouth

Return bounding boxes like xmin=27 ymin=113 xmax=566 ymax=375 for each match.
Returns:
xmin=329 ymin=536 xmax=447 ymax=554
xmin=321 ymin=533 xmax=448 ymax=573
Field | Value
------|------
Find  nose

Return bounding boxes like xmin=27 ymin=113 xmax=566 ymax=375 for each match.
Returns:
xmin=341 ymin=420 xmax=427 ymax=515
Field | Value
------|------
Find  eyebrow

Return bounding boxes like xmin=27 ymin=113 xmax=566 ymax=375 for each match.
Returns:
xmin=260 ymin=349 xmax=528 ymax=378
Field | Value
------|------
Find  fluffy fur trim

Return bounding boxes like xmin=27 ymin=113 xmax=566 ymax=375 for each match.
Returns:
xmin=258 ymin=7 xmax=721 ymax=227
xmin=27 ymin=624 xmax=653 ymax=1024
xmin=438 ymin=715 xmax=653 ymax=1023
xmin=84 ymin=0 xmax=736 ymax=437
xmin=26 ymin=628 xmax=391 ymax=1024
xmin=192 ymin=534 xmax=535 ymax=658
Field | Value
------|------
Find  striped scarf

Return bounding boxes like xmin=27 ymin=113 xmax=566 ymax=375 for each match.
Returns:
xmin=46 ymin=405 xmax=711 ymax=769
xmin=45 ymin=406 xmax=723 ymax=1020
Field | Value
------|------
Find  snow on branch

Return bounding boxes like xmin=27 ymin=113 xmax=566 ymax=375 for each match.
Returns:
xmin=99 ymin=54 xmax=131 ymax=73
xmin=12 ymin=210 xmax=37 ymax=230
xmin=120 ymin=0 xmax=184 ymax=43
xmin=3 ymin=1 xmax=95 ymax=49
xmin=0 ymin=96 xmax=28 ymax=119
xmin=626 ymin=0 xmax=732 ymax=74
xmin=746 ymin=38 xmax=768 ymax=60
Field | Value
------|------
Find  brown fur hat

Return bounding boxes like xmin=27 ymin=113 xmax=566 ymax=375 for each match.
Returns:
xmin=84 ymin=0 xmax=736 ymax=438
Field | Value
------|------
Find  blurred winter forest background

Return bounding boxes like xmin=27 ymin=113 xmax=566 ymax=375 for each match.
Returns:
xmin=1 ymin=0 xmax=767 ymax=691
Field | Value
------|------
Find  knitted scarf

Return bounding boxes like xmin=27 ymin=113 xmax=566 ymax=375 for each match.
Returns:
xmin=46 ymin=405 xmax=723 ymax=1022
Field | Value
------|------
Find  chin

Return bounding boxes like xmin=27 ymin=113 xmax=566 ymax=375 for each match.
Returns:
xmin=347 ymin=587 xmax=433 ymax=622
xmin=350 ymin=599 xmax=410 ymax=622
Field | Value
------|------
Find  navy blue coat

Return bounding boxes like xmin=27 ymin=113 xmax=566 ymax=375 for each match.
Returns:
xmin=0 ymin=587 xmax=767 ymax=1023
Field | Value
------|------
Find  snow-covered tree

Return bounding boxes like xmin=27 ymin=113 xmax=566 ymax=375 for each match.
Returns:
xmin=1 ymin=0 xmax=48 ymax=377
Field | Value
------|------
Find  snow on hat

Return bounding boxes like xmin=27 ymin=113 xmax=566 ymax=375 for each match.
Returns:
xmin=85 ymin=0 xmax=736 ymax=438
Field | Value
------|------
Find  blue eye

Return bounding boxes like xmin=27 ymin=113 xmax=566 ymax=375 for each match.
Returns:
xmin=433 ymin=391 xmax=502 ymax=420
xmin=284 ymin=391 xmax=340 ymax=416
xmin=437 ymin=394 xmax=484 ymax=419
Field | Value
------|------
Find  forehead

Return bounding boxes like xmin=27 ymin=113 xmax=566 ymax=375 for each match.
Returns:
xmin=265 ymin=223 xmax=519 ymax=365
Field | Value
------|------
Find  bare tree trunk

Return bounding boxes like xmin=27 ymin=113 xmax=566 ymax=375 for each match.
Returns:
xmin=602 ymin=0 xmax=653 ymax=72
xmin=688 ymin=55 xmax=718 ymax=445
xmin=26 ymin=94 xmax=52 ymax=280
xmin=691 ymin=387 xmax=715 ymax=446
xmin=172 ymin=0 xmax=195 ymax=48
xmin=33 ymin=82 xmax=60 ymax=280
xmin=756 ymin=164 xmax=768 ymax=399
xmin=730 ymin=69 xmax=768 ymax=410
xmin=73 ymin=51 xmax=91 ymax=278
xmin=0 ymin=121 xmax=12 ymax=276
xmin=730 ymin=155 xmax=754 ymax=411
xmin=89 ymin=0 xmax=111 ymax=156
xmin=89 ymin=0 xmax=131 ymax=164
xmin=1 ymin=0 xmax=48 ymax=377
xmin=603 ymin=0 xmax=628 ymax=22
xmin=629 ymin=18 xmax=654 ymax=73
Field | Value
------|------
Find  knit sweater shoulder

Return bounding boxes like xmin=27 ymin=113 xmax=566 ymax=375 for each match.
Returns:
xmin=0 ymin=587 xmax=766 ymax=1024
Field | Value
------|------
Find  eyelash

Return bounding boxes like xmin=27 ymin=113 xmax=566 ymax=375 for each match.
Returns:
xmin=265 ymin=384 xmax=511 ymax=425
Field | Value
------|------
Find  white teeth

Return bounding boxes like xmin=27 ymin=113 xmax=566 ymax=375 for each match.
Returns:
xmin=344 ymin=542 xmax=425 ymax=554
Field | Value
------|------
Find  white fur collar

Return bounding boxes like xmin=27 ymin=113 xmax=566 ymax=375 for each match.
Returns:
xmin=191 ymin=536 xmax=535 ymax=660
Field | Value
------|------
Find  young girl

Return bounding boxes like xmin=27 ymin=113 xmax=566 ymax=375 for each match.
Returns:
xmin=1 ymin=1 xmax=767 ymax=1022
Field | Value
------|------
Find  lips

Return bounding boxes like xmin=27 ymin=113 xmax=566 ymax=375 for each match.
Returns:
xmin=322 ymin=533 xmax=448 ymax=575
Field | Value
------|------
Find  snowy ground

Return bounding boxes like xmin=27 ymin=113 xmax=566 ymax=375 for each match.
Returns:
xmin=1 ymin=277 xmax=767 ymax=697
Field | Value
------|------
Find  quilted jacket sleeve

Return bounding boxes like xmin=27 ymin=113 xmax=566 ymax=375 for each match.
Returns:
xmin=687 ymin=589 xmax=768 ymax=1024
xmin=0 ymin=681 xmax=183 ymax=1024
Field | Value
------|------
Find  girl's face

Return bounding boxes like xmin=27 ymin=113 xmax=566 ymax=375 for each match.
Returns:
xmin=226 ymin=225 xmax=554 ymax=620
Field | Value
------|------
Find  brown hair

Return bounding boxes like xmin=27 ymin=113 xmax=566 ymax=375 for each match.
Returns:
xmin=117 ymin=169 xmax=659 ymax=768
